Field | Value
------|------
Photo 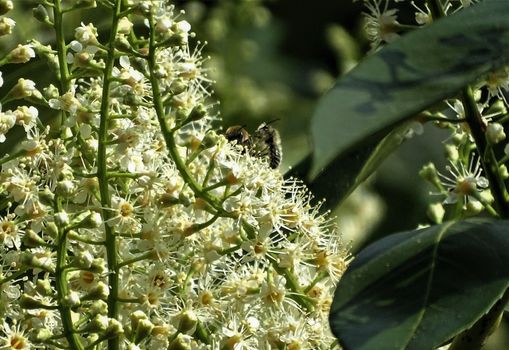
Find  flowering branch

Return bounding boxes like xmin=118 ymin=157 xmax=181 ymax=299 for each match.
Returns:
xmin=0 ymin=2 xmax=347 ymax=349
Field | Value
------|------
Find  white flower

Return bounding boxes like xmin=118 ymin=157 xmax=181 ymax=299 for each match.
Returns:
xmin=13 ymin=105 xmax=38 ymax=131
xmin=48 ymin=91 xmax=82 ymax=114
xmin=438 ymin=156 xmax=489 ymax=205
xmin=0 ymin=109 xmax=15 ymax=143
xmin=75 ymin=22 xmax=98 ymax=45
xmin=175 ymin=20 xmax=191 ymax=33
xmin=66 ymin=40 xmax=99 ymax=65
xmin=0 ymin=322 xmax=31 ymax=349
xmin=0 ymin=213 xmax=22 ymax=249
xmin=364 ymin=0 xmax=400 ymax=50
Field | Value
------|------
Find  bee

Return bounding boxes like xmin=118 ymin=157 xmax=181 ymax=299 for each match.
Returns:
xmin=225 ymin=121 xmax=282 ymax=169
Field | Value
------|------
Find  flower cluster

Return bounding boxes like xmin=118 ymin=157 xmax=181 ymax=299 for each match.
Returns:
xmin=359 ymin=0 xmax=509 ymax=222
xmin=0 ymin=1 xmax=348 ymax=349
xmin=358 ymin=0 xmax=480 ymax=51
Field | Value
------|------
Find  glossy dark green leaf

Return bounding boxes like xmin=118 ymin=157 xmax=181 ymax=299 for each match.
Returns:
xmin=286 ymin=122 xmax=410 ymax=211
xmin=311 ymin=0 xmax=509 ymax=177
xmin=330 ymin=219 xmax=509 ymax=350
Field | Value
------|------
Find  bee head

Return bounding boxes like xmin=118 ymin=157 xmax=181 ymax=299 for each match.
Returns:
xmin=225 ymin=125 xmax=250 ymax=145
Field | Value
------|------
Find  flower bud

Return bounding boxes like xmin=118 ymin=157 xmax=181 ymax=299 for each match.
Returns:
xmin=90 ymin=300 xmax=108 ymax=316
xmin=0 ymin=110 xmax=15 ymax=142
xmin=0 ymin=17 xmax=15 ymax=36
xmin=21 ymin=229 xmax=46 ymax=247
xmin=6 ymin=78 xmax=37 ymax=100
xmin=486 ymin=99 xmax=507 ymax=116
xmin=187 ymin=104 xmax=207 ymax=122
xmin=21 ymin=252 xmax=54 ymax=272
xmin=74 ymin=250 xmax=94 ymax=268
xmin=415 ymin=11 xmax=431 ymax=25
xmin=427 ymin=202 xmax=445 ymax=224
xmin=43 ymin=84 xmax=60 ymax=100
xmin=36 ymin=278 xmax=52 ymax=296
xmin=130 ymin=310 xmax=148 ymax=327
xmin=499 ymin=164 xmax=509 ymax=179
xmin=452 ymin=131 xmax=467 ymax=146
xmin=152 ymin=324 xmax=174 ymax=337
xmin=44 ymin=222 xmax=59 ymax=238
xmin=83 ymin=281 xmax=109 ymax=301
xmin=33 ymin=5 xmax=49 ymax=23
xmin=486 ymin=122 xmax=506 ymax=144
xmin=118 ymin=17 xmax=133 ymax=34
xmin=0 ymin=0 xmax=13 ymax=15
xmin=81 ymin=211 xmax=103 ymax=228
xmin=175 ymin=309 xmax=198 ymax=334
xmin=202 ymin=130 xmax=218 ymax=149
xmin=130 ymin=311 xmax=154 ymax=344
xmin=90 ymin=258 xmax=106 ymax=274
xmin=6 ymin=45 xmax=35 ymax=64
xmin=419 ymin=162 xmax=441 ymax=189
xmin=465 ymin=200 xmax=483 ymax=215
xmin=83 ymin=315 xmax=109 ymax=332
xmin=19 ymin=294 xmax=49 ymax=309
xmin=33 ymin=329 xmax=53 ymax=342
xmin=54 ymin=211 xmax=70 ymax=226
xmin=62 ymin=291 xmax=81 ymax=308
xmin=115 ymin=36 xmax=132 ymax=52
xmin=105 ymin=319 xmax=124 ymax=338
xmin=170 ymin=78 xmax=187 ymax=95
xmin=56 ymin=179 xmax=75 ymax=197
xmin=168 ymin=334 xmax=192 ymax=350
xmin=480 ymin=190 xmax=494 ymax=204
xmin=444 ymin=144 xmax=459 ymax=162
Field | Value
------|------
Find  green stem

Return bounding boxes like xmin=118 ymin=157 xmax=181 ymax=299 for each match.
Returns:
xmin=0 ymin=150 xmax=27 ymax=166
xmin=462 ymin=86 xmax=509 ymax=217
xmin=52 ymin=2 xmax=84 ymax=348
xmin=96 ymin=1 xmax=123 ymax=349
xmin=426 ymin=0 xmax=445 ymax=20
xmin=117 ymin=297 xmax=140 ymax=303
xmin=53 ymin=0 xmax=71 ymax=126
xmin=267 ymin=253 xmax=315 ymax=312
xmin=117 ymin=251 xmax=155 ymax=268
xmin=56 ymin=228 xmax=84 ymax=350
xmin=146 ymin=17 xmax=222 ymax=212
xmin=202 ymin=179 xmax=229 ymax=192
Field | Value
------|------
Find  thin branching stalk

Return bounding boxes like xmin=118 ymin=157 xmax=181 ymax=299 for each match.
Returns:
xmin=97 ymin=0 xmax=123 ymax=349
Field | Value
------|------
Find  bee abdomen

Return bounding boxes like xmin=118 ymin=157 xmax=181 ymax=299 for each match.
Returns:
xmin=265 ymin=128 xmax=282 ymax=169
xmin=269 ymin=144 xmax=282 ymax=169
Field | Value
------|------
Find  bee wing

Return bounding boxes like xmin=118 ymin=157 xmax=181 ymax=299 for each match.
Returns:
xmin=249 ymin=140 xmax=270 ymax=157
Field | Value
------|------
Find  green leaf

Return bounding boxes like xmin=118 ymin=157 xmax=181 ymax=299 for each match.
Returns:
xmin=311 ymin=0 xmax=509 ymax=178
xmin=285 ymin=122 xmax=409 ymax=211
xmin=330 ymin=219 xmax=509 ymax=350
